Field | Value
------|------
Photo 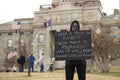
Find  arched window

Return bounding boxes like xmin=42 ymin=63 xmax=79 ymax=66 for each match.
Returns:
xmin=8 ymin=40 xmax=12 ymax=47
xmin=20 ymin=39 xmax=24 ymax=45
xmin=0 ymin=40 xmax=1 ymax=47
xmin=38 ymin=34 xmax=44 ymax=43
xmin=118 ymin=33 xmax=120 ymax=40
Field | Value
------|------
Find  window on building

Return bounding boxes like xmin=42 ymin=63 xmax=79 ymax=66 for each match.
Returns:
xmin=0 ymin=33 xmax=1 ymax=36
xmin=118 ymin=26 xmax=120 ymax=29
xmin=31 ymin=31 xmax=33 ymax=34
xmin=20 ymin=39 xmax=24 ymax=45
xmin=0 ymin=40 xmax=1 ymax=47
xmin=118 ymin=33 xmax=120 ymax=40
xmin=20 ymin=31 xmax=24 ymax=35
xmin=8 ymin=40 xmax=12 ymax=47
xmin=8 ymin=32 xmax=12 ymax=35
xmin=38 ymin=34 xmax=44 ymax=43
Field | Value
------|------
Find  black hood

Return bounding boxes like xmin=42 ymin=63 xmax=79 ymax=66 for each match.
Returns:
xmin=70 ymin=20 xmax=80 ymax=31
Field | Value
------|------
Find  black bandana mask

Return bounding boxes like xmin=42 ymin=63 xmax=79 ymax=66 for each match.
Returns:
xmin=70 ymin=21 xmax=80 ymax=31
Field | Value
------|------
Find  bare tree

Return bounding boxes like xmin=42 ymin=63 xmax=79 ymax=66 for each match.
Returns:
xmin=89 ymin=27 xmax=120 ymax=73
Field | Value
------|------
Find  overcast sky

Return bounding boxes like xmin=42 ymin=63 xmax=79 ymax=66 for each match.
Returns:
xmin=0 ymin=0 xmax=119 ymax=24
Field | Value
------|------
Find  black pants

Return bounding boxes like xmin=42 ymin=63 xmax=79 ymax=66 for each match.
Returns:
xmin=65 ymin=61 xmax=86 ymax=80
xmin=19 ymin=63 xmax=24 ymax=72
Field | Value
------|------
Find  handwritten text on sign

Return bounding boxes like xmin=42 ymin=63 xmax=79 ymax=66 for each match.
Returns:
xmin=54 ymin=30 xmax=93 ymax=60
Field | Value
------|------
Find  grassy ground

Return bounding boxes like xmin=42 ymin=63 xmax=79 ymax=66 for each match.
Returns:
xmin=89 ymin=71 xmax=120 ymax=77
xmin=0 ymin=69 xmax=120 ymax=80
xmin=89 ymin=66 xmax=120 ymax=77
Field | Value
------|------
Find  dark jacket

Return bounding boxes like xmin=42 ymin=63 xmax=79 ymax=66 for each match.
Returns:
xmin=66 ymin=20 xmax=86 ymax=65
xmin=17 ymin=56 xmax=25 ymax=64
xmin=28 ymin=54 xmax=35 ymax=64
xmin=40 ymin=63 xmax=44 ymax=69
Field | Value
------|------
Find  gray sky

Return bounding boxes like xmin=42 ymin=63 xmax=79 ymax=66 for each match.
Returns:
xmin=0 ymin=0 xmax=119 ymax=24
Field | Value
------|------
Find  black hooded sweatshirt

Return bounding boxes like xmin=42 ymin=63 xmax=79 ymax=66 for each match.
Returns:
xmin=65 ymin=20 xmax=86 ymax=65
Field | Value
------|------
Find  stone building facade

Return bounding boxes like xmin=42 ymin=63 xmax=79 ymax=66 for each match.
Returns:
xmin=0 ymin=0 xmax=120 ymax=70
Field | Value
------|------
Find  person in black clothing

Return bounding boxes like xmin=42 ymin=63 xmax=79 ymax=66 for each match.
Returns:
xmin=40 ymin=62 xmax=44 ymax=72
xmin=17 ymin=53 xmax=25 ymax=72
xmin=65 ymin=20 xmax=86 ymax=80
xmin=49 ymin=63 xmax=54 ymax=72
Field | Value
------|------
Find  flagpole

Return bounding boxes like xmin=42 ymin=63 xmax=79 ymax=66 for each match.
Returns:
xmin=18 ymin=19 xmax=22 ymax=55
xmin=49 ymin=13 xmax=52 ymax=63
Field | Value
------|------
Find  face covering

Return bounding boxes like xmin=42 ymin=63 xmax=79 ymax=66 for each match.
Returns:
xmin=71 ymin=22 xmax=79 ymax=31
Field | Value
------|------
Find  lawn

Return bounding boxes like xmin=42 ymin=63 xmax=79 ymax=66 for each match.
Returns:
xmin=88 ymin=66 xmax=120 ymax=77
xmin=0 ymin=69 xmax=120 ymax=80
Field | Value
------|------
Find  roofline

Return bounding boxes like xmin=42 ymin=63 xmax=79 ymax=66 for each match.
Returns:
xmin=14 ymin=18 xmax=34 ymax=21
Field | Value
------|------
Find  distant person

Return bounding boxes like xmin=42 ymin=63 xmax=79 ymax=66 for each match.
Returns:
xmin=28 ymin=54 xmax=35 ymax=72
xmin=40 ymin=62 xmax=44 ymax=72
xmin=17 ymin=53 xmax=25 ymax=72
xmin=65 ymin=20 xmax=86 ymax=80
xmin=49 ymin=63 xmax=54 ymax=72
